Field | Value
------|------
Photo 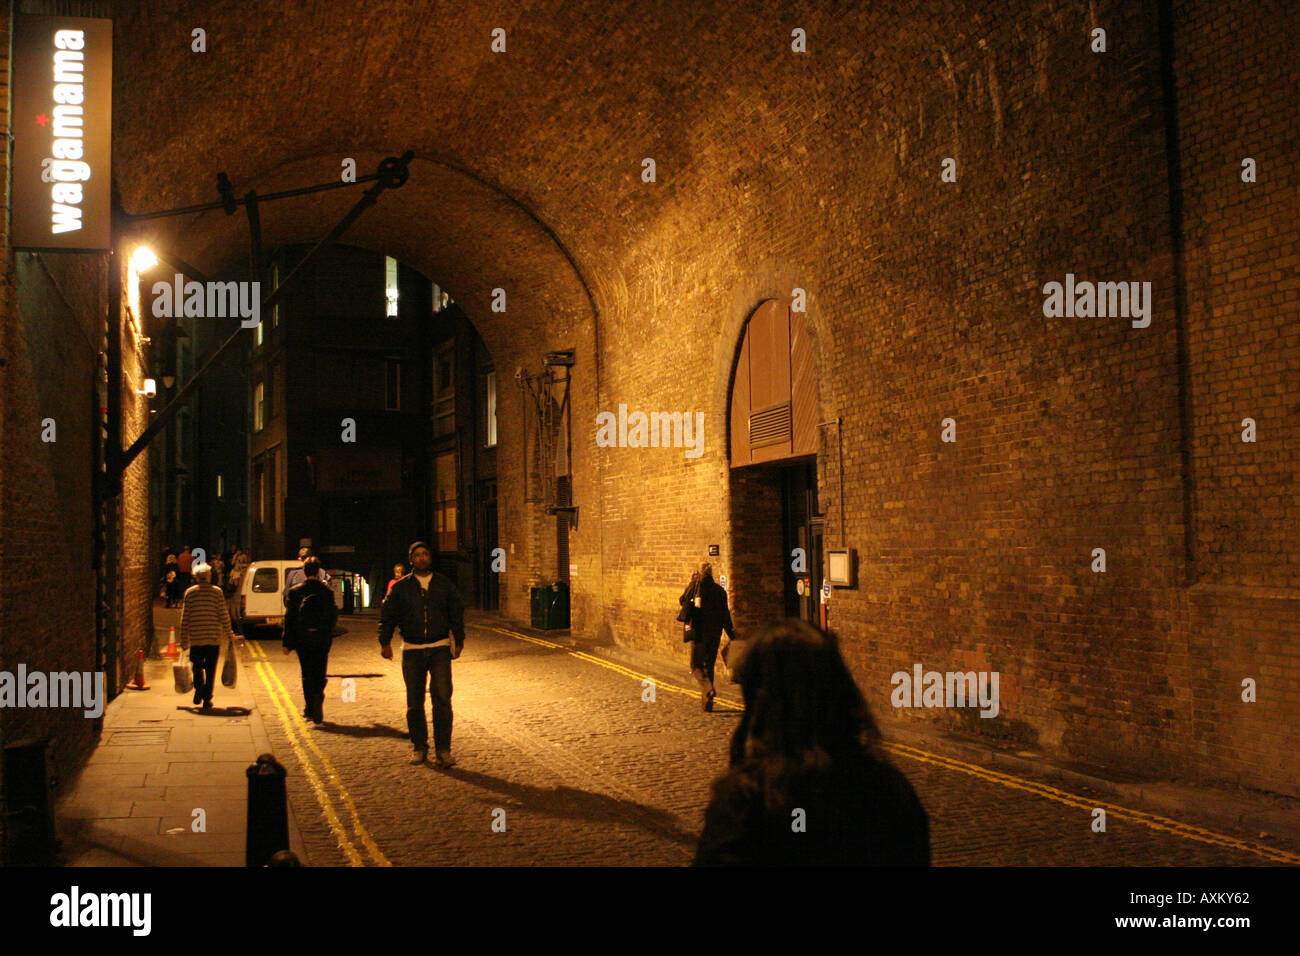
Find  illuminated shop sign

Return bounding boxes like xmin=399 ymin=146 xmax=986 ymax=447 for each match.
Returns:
xmin=12 ymin=15 xmax=113 ymax=251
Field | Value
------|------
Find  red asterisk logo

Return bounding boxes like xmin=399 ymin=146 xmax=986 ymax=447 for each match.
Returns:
xmin=35 ymin=113 xmax=49 ymax=126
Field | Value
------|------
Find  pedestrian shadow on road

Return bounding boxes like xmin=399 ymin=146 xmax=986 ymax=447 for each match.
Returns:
xmin=326 ymin=673 xmax=386 ymax=679
xmin=176 ymin=705 xmax=252 ymax=717
xmin=312 ymin=721 xmax=407 ymax=740
xmin=442 ymin=767 xmax=697 ymax=849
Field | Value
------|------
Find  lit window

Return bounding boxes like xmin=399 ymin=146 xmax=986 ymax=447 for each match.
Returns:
xmin=254 ymin=315 xmax=263 ymax=347
xmin=272 ymin=263 xmax=280 ymax=327
xmin=254 ymin=382 xmax=264 ymax=432
xmin=486 ymin=371 xmax=497 ymax=447
xmin=385 ymin=256 xmax=399 ymax=318
xmin=217 ymin=473 xmax=225 ymax=499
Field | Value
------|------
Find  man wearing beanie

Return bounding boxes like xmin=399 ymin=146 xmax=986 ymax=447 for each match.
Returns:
xmin=379 ymin=541 xmax=466 ymax=766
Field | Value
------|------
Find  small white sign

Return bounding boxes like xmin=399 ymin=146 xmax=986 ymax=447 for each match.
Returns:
xmin=719 ymin=574 xmax=727 ymax=589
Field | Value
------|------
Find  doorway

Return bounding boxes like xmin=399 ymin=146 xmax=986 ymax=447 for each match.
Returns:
xmin=476 ymin=479 xmax=499 ymax=610
xmin=781 ymin=459 xmax=823 ymax=625
xmin=727 ymin=456 xmax=822 ymax=634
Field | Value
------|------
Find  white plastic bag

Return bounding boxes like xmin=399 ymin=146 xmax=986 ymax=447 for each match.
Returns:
xmin=173 ymin=648 xmax=193 ymax=694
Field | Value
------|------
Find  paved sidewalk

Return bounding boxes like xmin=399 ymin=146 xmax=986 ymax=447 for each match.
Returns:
xmin=54 ymin=604 xmax=308 ymax=866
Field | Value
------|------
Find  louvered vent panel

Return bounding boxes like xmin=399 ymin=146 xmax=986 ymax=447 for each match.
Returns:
xmin=749 ymin=402 xmax=791 ymax=448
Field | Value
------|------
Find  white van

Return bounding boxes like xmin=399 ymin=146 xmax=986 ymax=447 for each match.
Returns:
xmin=235 ymin=560 xmax=300 ymax=635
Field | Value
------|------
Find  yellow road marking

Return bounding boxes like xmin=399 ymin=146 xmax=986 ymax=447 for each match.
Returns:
xmin=487 ymin=626 xmax=744 ymax=710
xmin=244 ymin=641 xmax=391 ymax=866
xmin=880 ymin=740 xmax=1300 ymax=865
xmin=246 ymin=653 xmax=363 ymax=866
xmin=486 ymin=625 xmax=1298 ymax=865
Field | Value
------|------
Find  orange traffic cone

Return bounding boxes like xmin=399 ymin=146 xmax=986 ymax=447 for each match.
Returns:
xmin=126 ymin=649 xmax=150 ymax=690
xmin=163 ymin=626 xmax=179 ymax=660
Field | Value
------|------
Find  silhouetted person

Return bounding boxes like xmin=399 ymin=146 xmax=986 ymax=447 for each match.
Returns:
xmin=284 ymin=557 xmax=339 ymax=724
xmin=284 ymin=546 xmax=331 ymax=606
xmin=694 ymin=620 xmax=930 ymax=866
xmin=686 ymin=562 xmax=735 ymax=712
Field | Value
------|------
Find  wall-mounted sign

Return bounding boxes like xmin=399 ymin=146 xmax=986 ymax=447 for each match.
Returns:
xmin=826 ymin=548 xmax=857 ymax=587
xmin=12 ymin=15 xmax=113 ymax=251
xmin=708 ymin=544 xmax=720 ymax=556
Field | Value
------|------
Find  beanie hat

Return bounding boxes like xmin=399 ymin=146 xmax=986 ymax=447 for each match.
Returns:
xmin=408 ymin=540 xmax=431 ymax=562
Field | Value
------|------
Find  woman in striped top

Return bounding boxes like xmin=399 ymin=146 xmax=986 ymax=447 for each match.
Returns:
xmin=180 ymin=563 xmax=237 ymax=709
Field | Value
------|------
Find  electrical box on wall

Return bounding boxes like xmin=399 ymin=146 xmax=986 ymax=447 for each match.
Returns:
xmin=826 ymin=549 xmax=857 ymax=588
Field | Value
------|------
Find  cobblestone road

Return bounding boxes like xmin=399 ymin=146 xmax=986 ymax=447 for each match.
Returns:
xmin=239 ymin=614 xmax=1295 ymax=867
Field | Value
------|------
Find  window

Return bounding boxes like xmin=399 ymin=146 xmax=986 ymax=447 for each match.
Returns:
xmin=386 ymin=358 xmax=401 ymax=411
xmin=433 ymin=451 xmax=457 ymax=552
xmin=485 ymin=371 xmax=497 ymax=447
xmin=254 ymin=315 xmax=263 ymax=347
xmin=217 ymin=473 xmax=225 ymax=499
xmin=251 ymin=567 xmax=279 ymax=593
xmin=254 ymin=382 xmax=265 ymax=432
xmin=385 ymin=256 xmax=399 ymax=318
xmin=272 ymin=263 xmax=280 ymax=328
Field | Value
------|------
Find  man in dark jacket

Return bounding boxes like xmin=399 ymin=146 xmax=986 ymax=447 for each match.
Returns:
xmin=284 ymin=557 xmax=339 ymax=725
xmin=379 ymin=541 xmax=466 ymax=767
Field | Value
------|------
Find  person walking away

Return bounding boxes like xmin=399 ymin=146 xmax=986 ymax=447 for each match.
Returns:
xmin=694 ymin=620 xmax=930 ymax=866
xmin=283 ymin=557 xmax=339 ymax=724
xmin=379 ymin=542 xmax=465 ymax=767
xmin=689 ymin=562 xmax=735 ymax=712
xmin=210 ymin=553 xmax=226 ymax=590
xmin=385 ymin=563 xmax=407 ymax=599
xmin=176 ymin=545 xmax=194 ymax=593
xmin=179 ymin=563 xmax=238 ymax=710
xmin=284 ymin=546 xmax=331 ymax=606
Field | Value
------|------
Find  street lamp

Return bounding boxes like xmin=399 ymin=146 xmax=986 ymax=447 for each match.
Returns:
xmin=132 ymin=246 xmax=159 ymax=272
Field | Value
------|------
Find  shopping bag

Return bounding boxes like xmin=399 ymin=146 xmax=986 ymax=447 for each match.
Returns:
xmin=173 ymin=649 xmax=193 ymax=694
xmin=221 ymin=639 xmax=237 ymax=688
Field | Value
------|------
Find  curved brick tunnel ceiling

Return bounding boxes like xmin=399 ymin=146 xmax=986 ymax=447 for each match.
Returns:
xmin=89 ymin=0 xmax=1300 ymax=791
xmin=119 ymin=151 xmax=596 ymax=369
xmin=109 ymin=0 xmax=961 ymax=369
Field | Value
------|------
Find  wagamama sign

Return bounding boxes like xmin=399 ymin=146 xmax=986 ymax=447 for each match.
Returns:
xmin=12 ymin=15 xmax=113 ymax=251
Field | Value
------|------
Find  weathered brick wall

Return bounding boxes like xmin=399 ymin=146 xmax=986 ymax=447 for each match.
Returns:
xmin=119 ymin=257 xmax=155 ymax=692
xmin=3 ymin=249 xmax=103 ymax=793
xmin=99 ymin=0 xmax=1298 ymax=794
xmin=1172 ymin=0 xmax=1300 ymax=790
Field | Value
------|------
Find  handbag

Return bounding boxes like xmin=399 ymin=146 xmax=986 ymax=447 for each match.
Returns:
xmin=683 ymin=623 xmax=696 ymax=643
xmin=221 ymin=638 xmax=237 ymax=688
xmin=173 ymin=648 xmax=193 ymax=694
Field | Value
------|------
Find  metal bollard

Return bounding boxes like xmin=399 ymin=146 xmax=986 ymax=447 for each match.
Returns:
xmin=245 ymin=753 xmax=290 ymax=867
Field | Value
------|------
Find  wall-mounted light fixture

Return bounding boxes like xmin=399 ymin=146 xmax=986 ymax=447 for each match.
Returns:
xmin=137 ymin=378 xmax=157 ymax=397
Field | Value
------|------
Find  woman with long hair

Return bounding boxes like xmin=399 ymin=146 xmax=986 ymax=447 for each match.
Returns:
xmin=694 ymin=619 xmax=930 ymax=866
xmin=683 ymin=563 xmax=735 ymax=712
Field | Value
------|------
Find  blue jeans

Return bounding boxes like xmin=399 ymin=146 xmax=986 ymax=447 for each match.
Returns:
xmin=402 ymin=646 xmax=453 ymax=751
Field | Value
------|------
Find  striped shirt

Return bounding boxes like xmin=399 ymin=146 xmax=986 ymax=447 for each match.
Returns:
xmin=179 ymin=584 xmax=235 ymax=648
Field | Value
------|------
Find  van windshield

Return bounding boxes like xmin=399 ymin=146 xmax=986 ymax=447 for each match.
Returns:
xmin=251 ymin=568 xmax=279 ymax=593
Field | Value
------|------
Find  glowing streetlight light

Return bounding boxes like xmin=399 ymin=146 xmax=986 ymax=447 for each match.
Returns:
xmin=131 ymin=246 xmax=159 ymax=272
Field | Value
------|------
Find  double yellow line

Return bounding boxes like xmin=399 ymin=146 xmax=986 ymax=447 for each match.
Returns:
xmin=881 ymin=740 xmax=1300 ymax=865
xmin=487 ymin=625 xmax=744 ymax=711
xmin=490 ymin=625 xmax=1298 ymax=865
xmin=244 ymin=641 xmax=390 ymax=866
